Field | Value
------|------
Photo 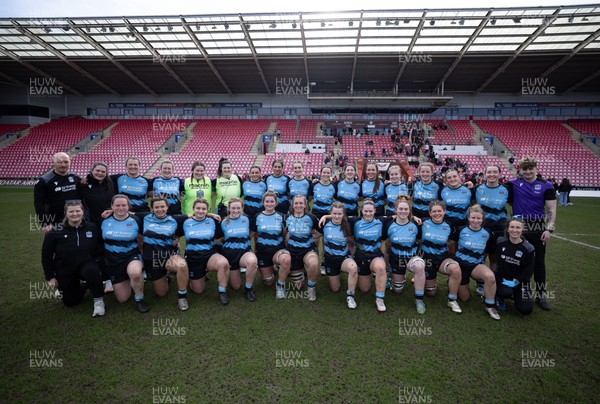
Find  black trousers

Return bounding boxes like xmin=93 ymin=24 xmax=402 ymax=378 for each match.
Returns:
xmin=524 ymin=230 xmax=547 ymax=293
xmin=57 ymin=261 xmax=103 ymax=307
xmin=495 ymin=278 xmax=534 ymax=315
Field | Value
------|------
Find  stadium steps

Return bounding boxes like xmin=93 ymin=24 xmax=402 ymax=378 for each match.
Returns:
xmin=67 ymin=121 xmax=118 ymax=155
xmin=469 ymin=121 xmax=515 ymax=175
xmin=145 ymin=155 xmax=169 ymax=178
xmin=0 ymin=126 xmax=31 ymax=150
xmin=171 ymin=121 xmax=196 ymax=154
xmin=253 ymin=154 xmax=265 ymax=169
xmin=562 ymin=123 xmax=600 ymax=157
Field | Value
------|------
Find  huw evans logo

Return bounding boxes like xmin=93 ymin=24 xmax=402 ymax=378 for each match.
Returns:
xmin=29 ymin=77 xmax=63 ymax=97
xmin=275 ymin=77 xmax=309 ymax=96
xmin=521 ymin=77 xmax=555 ymax=96
xmin=399 ymin=52 xmax=432 ymax=65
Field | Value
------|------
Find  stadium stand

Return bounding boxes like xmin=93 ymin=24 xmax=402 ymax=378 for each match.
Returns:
xmin=69 ymin=119 xmax=189 ymax=177
xmin=476 ymin=120 xmax=600 ymax=187
xmin=0 ymin=117 xmax=112 ymax=178
xmin=0 ymin=124 xmax=29 ymax=136
xmin=164 ymin=119 xmax=271 ymax=178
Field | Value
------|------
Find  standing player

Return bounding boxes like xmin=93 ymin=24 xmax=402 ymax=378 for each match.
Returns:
xmin=265 ymin=160 xmax=290 ymax=215
xmin=182 ymin=161 xmax=213 ymax=215
xmin=34 ymin=152 xmax=80 ymax=232
xmin=473 ymin=164 xmax=509 ymax=296
xmin=411 ymin=162 xmax=442 ymax=221
xmin=288 ymin=161 xmax=312 ymax=200
xmin=78 ymin=161 xmax=115 ymax=224
xmin=336 ymin=163 xmax=361 ymax=217
xmin=361 ymin=162 xmax=386 ymax=216
xmin=213 ymin=158 xmax=243 ymax=218
xmin=505 ymin=156 xmax=557 ymax=310
xmin=385 ymin=164 xmax=409 ymax=215
xmin=110 ymin=157 xmax=150 ymax=213
xmin=441 ymin=169 xmax=471 ymax=254
xmin=242 ymin=166 xmax=267 ymax=217
xmin=151 ymin=160 xmax=184 ymax=215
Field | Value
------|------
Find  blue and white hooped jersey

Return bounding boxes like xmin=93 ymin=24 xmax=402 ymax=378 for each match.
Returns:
xmin=183 ymin=217 xmax=218 ymax=258
xmin=361 ymin=179 xmax=385 ymax=210
xmin=251 ymin=212 xmax=286 ymax=252
xmin=288 ymin=178 xmax=311 ymax=199
xmin=221 ymin=216 xmax=252 ymax=254
xmin=385 ymin=183 xmax=409 ymax=214
xmin=349 ymin=216 xmax=391 ymax=258
xmin=453 ymin=226 xmax=490 ymax=266
xmin=336 ymin=180 xmax=361 ymax=213
xmin=311 ymin=182 xmax=336 ymax=215
xmin=266 ymin=174 xmax=290 ymax=207
xmin=285 ymin=213 xmax=319 ymax=252
xmin=152 ymin=177 xmax=182 ymax=207
xmin=475 ymin=184 xmax=509 ymax=228
xmin=419 ymin=219 xmax=451 ymax=256
xmin=412 ymin=180 xmax=442 ymax=218
xmin=322 ymin=220 xmax=349 ymax=258
xmin=386 ymin=221 xmax=418 ymax=258
xmin=243 ymin=180 xmax=267 ymax=212
xmin=441 ymin=185 xmax=471 ymax=226
xmin=101 ymin=215 xmax=142 ymax=258
xmin=114 ymin=174 xmax=149 ymax=211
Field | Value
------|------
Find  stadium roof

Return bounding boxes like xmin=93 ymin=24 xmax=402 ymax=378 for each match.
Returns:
xmin=1 ymin=4 xmax=599 ymax=96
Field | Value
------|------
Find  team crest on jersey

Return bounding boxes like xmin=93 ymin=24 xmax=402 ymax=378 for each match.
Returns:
xmin=68 ymin=177 xmax=74 ymax=183
xmin=516 ymin=250 xmax=523 ymax=257
xmin=88 ymin=184 xmax=92 ymax=189
xmin=534 ymin=184 xmax=542 ymax=191
xmin=86 ymin=231 xmax=93 ymax=238
xmin=126 ymin=222 xmax=132 ymax=227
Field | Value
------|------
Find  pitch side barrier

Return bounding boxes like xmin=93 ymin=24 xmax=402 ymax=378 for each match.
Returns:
xmin=0 ymin=180 xmax=38 ymax=186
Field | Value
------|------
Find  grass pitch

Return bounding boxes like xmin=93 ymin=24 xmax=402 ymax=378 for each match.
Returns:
xmin=1 ymin=187 xmax=599 ymax=403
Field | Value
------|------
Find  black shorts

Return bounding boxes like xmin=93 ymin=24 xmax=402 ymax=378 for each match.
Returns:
xmin=185 ymin=254 xmax=212 ymax=280
xmin=456 ymin=260 xmax=478 ymax=285
xmin=290 ymin=247 xmax=317 ymax=271
xmin=355 ymin=254 xmax=383 ymax=276
xmin=423 ymin=253 xmax=450 ymax=280
xmin=390 ymin=255 xmax=416 ymax=275
xmin=143 ymin=249 xmax=180 ymax=281
xmin=105 ymin=253 xmax=142 ymax=285
xmin=324 ymin=255 xmax=352 ymax=276
xmin=256 ymin=245 xmax=284 ymax=268
xmin=222 ymin=248 xmax=251 ymax=270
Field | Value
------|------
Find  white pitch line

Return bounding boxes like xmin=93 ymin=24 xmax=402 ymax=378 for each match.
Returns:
xmin=553 ymin=235 xmax=600 ymax=250
xmin=555 ymin=233 xmax=600 ymax=236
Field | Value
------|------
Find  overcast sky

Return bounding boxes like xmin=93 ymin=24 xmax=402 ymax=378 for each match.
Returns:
xmin=0 ymin=0 xmax=595 ymax=18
